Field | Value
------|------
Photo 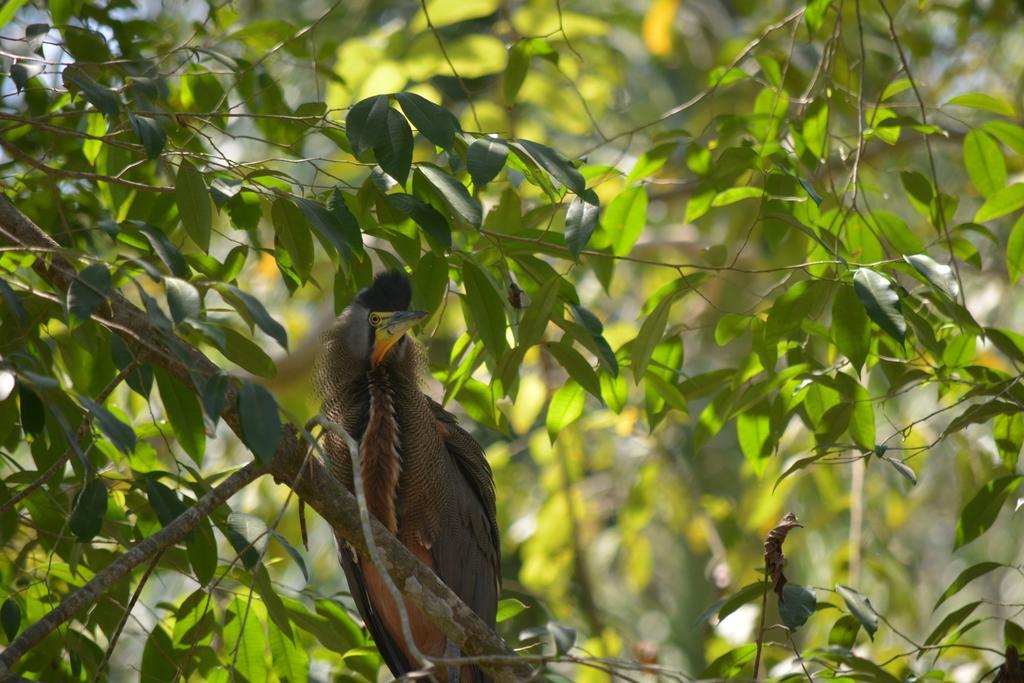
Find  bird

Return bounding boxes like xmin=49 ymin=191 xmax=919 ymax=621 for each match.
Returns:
xmin=314 ymin=270 xmax=500 ymax=682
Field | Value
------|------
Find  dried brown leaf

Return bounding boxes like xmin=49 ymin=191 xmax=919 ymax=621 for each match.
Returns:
xmin=764 ymin=511 xmax=803 ymax=602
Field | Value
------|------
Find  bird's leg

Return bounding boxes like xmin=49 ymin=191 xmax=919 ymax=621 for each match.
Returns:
xmin=444 ymin=641 xmax=460 ymax=683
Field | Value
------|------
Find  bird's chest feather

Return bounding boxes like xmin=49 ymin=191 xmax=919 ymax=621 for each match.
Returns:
xmin=360 ymin=368 xmax=448 ymax=546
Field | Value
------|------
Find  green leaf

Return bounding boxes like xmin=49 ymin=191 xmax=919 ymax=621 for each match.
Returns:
xmin=546 ymin=381 xmax=585 ymax=442
xmin=67 ymin=263 xmax=111 ymax=325
xmin=129 ymin=114 xmax=166 ymax=159
xmin=828 ymin=614 xmax=862 ymax=648
xmin=188 ymin=517 xmax=218 ymax=586
xmin=933 ymin=562 xmax=1003 ymax=611
xmin=225 ymin=597 xmax=268 ymax=682
xmin=626 ymin=142 xmax=677 ymax=184
xmin=154 ymin=367 xmax=205 ymax=463
xmin=963 ymin=130 xmax=1007 ymax=198
xmin=79 ymin=396 xmax=136 ymax=454
xmin=805 ymin=0 xmax=831 ymax=31
xmin=62 ymin=65 xmax=119 ymax=116
xmin=564 ymin=190 xmax=600 ymax=259
xmin=165 ymin=277 xmax=200 ymax=326
xmin=467 ymin=137 xmax=509 ymax=189
xmin=518 ymin=276 xmax=560 ymax=349
xmin=604 ymin=186 xmax=648 ymax=256
xmin=268 ymin=620 xmax=309 ymax=683
xmin=220 ymin=284 xmax=289 ymax=349
xmin=946 ymin=92 xmax=1017 ymax=118
xmin=374 ymin=107 xmax=414 ymax=184
xmin=1 ymin=598 xmax=21 ymax=641
xmin=737 ymin=410 xmax=771 ymax=473
xmin=145 ymin=477 xmax=188 ymax=528
xmin=226 ymin=512 xmax=265 ymax=570
xmin=982 ymin=120 xmax=1024 ymax=155
xmin=176 ymin=161 xmax=213 ymax=252
xmin=239 ymin=380 xmax=281 ymax=464
xmin=461 ymin=260 xmax=508 ymax=357
xmin=496 ymin=598 xmax=528 ymax=623
xmin=272 ymin=197 xmax=315 ymax=282
xmin=503 ymin=40 xmax=529 ymax=103
xmin=69 ymin=479 xmax=108 ymax=541
xmin=900 ymin=171 xmax=934 ymax=218
xmin=140 ymin=625 xmax=177 ymax=683
xmin=872 ymin=211 xmax=923 ymax=254
xmin=925 ymin=601 xmax=981 ymax=646
xmin=802 ymin=99 xmax=829 ymax=160
xmin=1007 ymin=214 xmax=1024 ymax=283
xmin=699 ymin=644 xmax=756 ymax=679
xmin=132 ymin=222 xmax=189 ymax=278
xmin=836 ymin=584 xmax=879 ymax=640
xmin=396 ymin=92 xmax=458 ymax=150
xmin=974 ymin=184 xmax=1024 ymax=222
xmin=955 ymin=475 xmax=1023 ymax=549
xmin=293 ymin=195 xmax=353 ymax=262
xmin=221 ymin=327 xmax=277 ymax=378
xmin=272 ymin=531 xmax=309 ymax=583
xmin=18 ymin=384 xmax=44 ymax=435
xmin=904 ymin=254 xmax=960 ymax=299
xmin=832 ymin=284 xmax=870 ymax=373
xmin=512 ymin=139 xmax=586 ymax=195
xmin=631 ymin=294 xmax=673 ymax=384
xmin=853 ymin=268 xmax=905 ymax=343
xmin=345 ymin=95 xmax=388 ymax=156
xmin=779 ymin=585 xmax=816 ymax=631
xmin=418 ymin=164 xmax=482 ymax=228
xmin=544 ymin=341 xmax=601 ymax=399
xmin=994 ymin=412 xmax=1023 ymax=469
xmin=387 ymin=193 xmax=451 ymax=249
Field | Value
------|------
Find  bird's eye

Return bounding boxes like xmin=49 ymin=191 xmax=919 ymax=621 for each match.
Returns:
xmin=369 ymin=313 xmax=382 ymax=326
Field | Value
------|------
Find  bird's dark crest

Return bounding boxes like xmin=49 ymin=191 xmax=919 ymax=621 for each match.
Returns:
xmin=356 ymin=270 xmax=412 ymax=312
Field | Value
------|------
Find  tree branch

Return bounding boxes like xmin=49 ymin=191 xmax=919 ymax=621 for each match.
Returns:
xmin=0 ymin=196 xmax=531 ymax=681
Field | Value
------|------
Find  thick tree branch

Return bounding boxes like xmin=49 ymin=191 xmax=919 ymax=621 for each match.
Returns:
xmin=0 ymin=196 xmax=531 ymax=681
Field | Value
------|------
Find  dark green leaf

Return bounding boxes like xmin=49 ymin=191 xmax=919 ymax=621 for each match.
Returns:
xmin=853 ymin=268 xmax=905 ymax=343
xmin=272 ymin=197 xmax=315 ymax=282
xmin=293 ymin=195 xmax=353 ymax=262
xmin=779 ymin=584 xmax=816 ymax=631
xmin=418 ymin=164 xmax=482 ymax=228
xmin=1 ymin=598 xmax=20 ymax=641
xmin=220 ymin=284 xmax=289 ymax=349
xmin=925 ymin=601 xmax=981 ymax=646
xmin=832 ymin=284 xmax=870 ymax=373
xmin=0 ymin=276 xmax=27 ymax=325
xmin=188 ymin=516 xmax=217 ymax=586
xmin=69 ymin=479 xmax=108 ymax=541
xmin=80 ymin=396 xmax=136 ymax=453
xmin=933 ymin=562 xmax=1003 ymax=611
xmin=67 ymin=263 xmax=111 ymax=325
xmin=518 ymin=276 xmax=560 ymax=349
xmin=564 ymin=190 xmax=600 ymax=259
xmin=239 ymin=380 xmax=281 ymax=464
xmin=154 ymin=367 xmax=205 ymax=463
xmin=272 ymin=531 xmax=309 ymax=583
xmin=165 ymin=277 xmax=200 ymax=325
xmin=373 ymin=107 xmax=413 ymax=184
xmin=18 ymin=384 xmax=45 ymax=435
xmin=955 ymin=475 xmax=1022 ymax=549
xmin=221 ymin=327 xmax=276 ymax=378
xmin=387 ymin=193 xmax=451 ymax=249
xmin=345 ymin=95 xmax=389 ymax=156
xmin=140 ymin=625 xmax=176 ymax=683
xmin=396 ymin=92 xmax=459 ymax=150
xmin=145 ymin=477 xmax=188 ymax=528
xmin=132 ymin=222 xmax=189 ymax=278
xmin=512 ymin=139 xmax=586 ymax=195
xmin=631 ymin=294 xmax=673 ymax=384
xmin=226 ymin=512 xmax=266 ymax=570
xmin=176 ymin=161 xmax=213 ymax=252
xmin=129 ymin=114 xmax=166 ymax=159
xmin=467 ymin=137 xmax=509 ymax=189
xmin=544 ymin=341 xmax=601 ymax=399
xmin=62 ymin=65 xmax=119 ymax=116
xmin=548 ymin=622 xmax=576 ymax=655
xmin=461 ymin=260 xmax=508 ymax=357
xmin=198 ymin=371 xmax=227 ymax=432
xmin=836 ymin=584 xmax=879 ymax=640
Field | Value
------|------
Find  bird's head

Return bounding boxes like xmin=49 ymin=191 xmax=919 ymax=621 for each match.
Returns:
xmin=332 ymin=270 xmax=428 ymax=368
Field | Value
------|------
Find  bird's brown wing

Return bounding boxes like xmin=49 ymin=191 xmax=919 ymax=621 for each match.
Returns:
xmin=428 ymin=399 xmax=501 ymax=683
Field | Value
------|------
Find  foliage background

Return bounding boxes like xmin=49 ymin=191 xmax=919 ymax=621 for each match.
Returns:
xmin=1 ymin=0 xmax=1024 ymax=680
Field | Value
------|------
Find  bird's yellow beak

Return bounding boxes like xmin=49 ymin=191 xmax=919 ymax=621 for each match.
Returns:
xmin=371 ymin=310 xmax=428 ymax=365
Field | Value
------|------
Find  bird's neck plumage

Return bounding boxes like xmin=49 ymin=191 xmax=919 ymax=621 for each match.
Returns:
xmin=362 ymin=365 xmax=403 ymax=532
